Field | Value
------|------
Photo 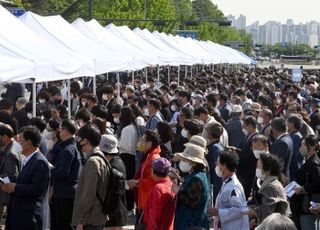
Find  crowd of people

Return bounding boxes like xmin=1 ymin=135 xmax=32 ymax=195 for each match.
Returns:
xmin=0 ymin=66 xmax=319 ymax=230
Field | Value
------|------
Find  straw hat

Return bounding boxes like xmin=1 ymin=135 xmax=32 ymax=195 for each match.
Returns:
xmin=176 ymin=144 xmax=206 ymax=166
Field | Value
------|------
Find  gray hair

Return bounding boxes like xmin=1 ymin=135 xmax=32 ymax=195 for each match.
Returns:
xmin=255 ymin=213 xmax=297 ymax=230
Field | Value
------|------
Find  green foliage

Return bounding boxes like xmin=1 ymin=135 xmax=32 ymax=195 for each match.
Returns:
xmin=19 ymin=0 xmax=252 ymax=54
xmin=260 ymin=43 xmax=316 ymax=58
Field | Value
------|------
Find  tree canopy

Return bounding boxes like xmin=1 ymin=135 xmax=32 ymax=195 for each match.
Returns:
xmin=17 ymin=0 xmax=252 ymax=54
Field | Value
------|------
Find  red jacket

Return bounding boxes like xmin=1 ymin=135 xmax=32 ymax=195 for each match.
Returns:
xmin=143 ymin=177 xmax=176 ymax=230
xmin=134 ymin=146 xmax=161 ymax=209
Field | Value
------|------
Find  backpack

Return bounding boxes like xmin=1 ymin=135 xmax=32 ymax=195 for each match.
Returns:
xmin=88 ymin=153 xmax=125 ymax=216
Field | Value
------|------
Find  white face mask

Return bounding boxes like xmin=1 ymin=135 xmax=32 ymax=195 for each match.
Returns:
xmin=215 ymin=165 xmax=223 ymax=177
xmin=179 ymin=161 xmax=192 ymax=173
xmin=122 ymin=93 xmax=128 ymax=99
xmin=113 ymin=117 xmax=120 ymax=124
xmin=81 ymin=101 xmax=86 ymax=107
xmin=39 ymin=99 xmax=46 ymax=104
xmin=242 ymin=128 xmax=249 ymax=136
xmin=171 ymin=104 xmax=177 ymax=112
xmin=102 ymin=94 xmax=109 ymax=101
xmin=27 ymin=113 xmax=33 ymax=119
xmin=257 ymin=117 xmax=264 ymax=124
xmin=299 ymin=146 xmax=309 ymax=156
xmin=253 ymin=150 xmax=265 ymax=159
xmin=181 ymin=128 xmax=188 ymax=138
xmin=143 ymin=108 xmax=149 ymax=116
xmin=256 ymin=168 xmax=266 ymax=181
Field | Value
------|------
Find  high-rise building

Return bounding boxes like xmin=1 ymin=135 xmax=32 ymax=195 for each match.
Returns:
xmin=246 ymin=18 xmax=320 ymax=47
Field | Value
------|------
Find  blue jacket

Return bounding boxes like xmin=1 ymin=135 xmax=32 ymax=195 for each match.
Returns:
xmin=225 ymin=116 xmax=245 ymax=148
xmin=206 ymin=142 xmax=224 ymax=202
xmin=51 ymin=138 xmax=81 ymax=199
xmin=6 ymin=152 xmax=49 ymax=230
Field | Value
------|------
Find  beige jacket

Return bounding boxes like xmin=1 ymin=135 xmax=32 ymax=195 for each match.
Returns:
xmin=72 ymin=147 xmax=109 ymax=226
xmin=255 ymin=176 xmax=290 ymax=222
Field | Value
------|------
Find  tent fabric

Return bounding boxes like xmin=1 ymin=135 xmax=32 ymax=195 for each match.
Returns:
xmin=0 ymin=54 xmax=36 ymax=82
xmin=0 ymin=5 xmax=94 ymax=82
xmin=0 ymin=6 xmax=254 ymax=83
xmin=19 ymin=12 xmax=133 ymax=74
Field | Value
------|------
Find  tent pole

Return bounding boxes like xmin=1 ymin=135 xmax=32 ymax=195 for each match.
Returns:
xmin=117 ymin=73 xmax=120 ymax=94
xmin=145 ymin=68 xmax=148 ymax=84
xmin=132 ymin=71 xmax=134 ymax=85
xmin=178 ymin=66 xmax=180 ymax=86
xmin=185 ymin=65 xmax=187 ymax=78
xmin=93 ymin=76 xmax=96 ymax=95
xmin=67 ymin=79 xmax=71 ymax=119
xmin=106 ymin=72 xmax=109 ymax=81
xmin=32 ymin=79 xmax=36 ymax=117
xmin=168 ymin=66 xmax=170 ymax=86
xmin=157 ymin=65 xmax=160 ymax=87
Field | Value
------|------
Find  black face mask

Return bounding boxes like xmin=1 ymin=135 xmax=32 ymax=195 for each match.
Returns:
xmin=76 ymin=138 xmax=85 ymax=153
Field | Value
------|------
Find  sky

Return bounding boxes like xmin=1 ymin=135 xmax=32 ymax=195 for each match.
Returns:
xmin=213 ymin=0 xmax=320 ymax=25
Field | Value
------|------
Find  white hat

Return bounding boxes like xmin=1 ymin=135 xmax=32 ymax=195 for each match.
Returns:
xmin=99 ymin=134 xmax=118 ymax=154
xmin=176 ymin=145 xmax=206 ymax=166
xmin=232 ymin=104 xmax=243 ymax=113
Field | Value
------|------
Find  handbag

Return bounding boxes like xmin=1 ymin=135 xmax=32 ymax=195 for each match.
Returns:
xmin=135 ymin=211 xmax=147 ymax=230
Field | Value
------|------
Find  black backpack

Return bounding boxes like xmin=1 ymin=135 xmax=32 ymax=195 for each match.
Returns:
xmin=88 ymin=153 xmax=125 ymax=216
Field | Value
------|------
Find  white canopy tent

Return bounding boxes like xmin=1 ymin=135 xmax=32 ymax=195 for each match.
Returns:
xmin=0 ymin=54 xmax=36 ymax=82
xmin=72 ymin=19 xmax=156 ymax=70
xmin=104 ymin=24 xmax=179 ymax=66
xmin=0 ymin=5 xmax=94 ymax=82
xmin=132 ymin=28 xmax=196 ymax=65
xmin=19 ymin=12 xmax=133 ymax=74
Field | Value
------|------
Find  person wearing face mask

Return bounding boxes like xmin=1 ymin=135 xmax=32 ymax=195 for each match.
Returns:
xmin=238 ymin=116 xmax=259 ymax=199
xmin=75 ymin=108 xmax=91 ymax=129
xmin=291 ymin=135 xmax=320 ymax=230
xmin=208 ymin=150 xmax=249 ymax=230
xmin=287 ymin=115 xmax=304 ymax=180
xmin=225 ymin=104 xmax=245 ymax=148
xmin=174 ymin=144 xmax=210 ymax=230
xmin=249 ymin=154 xmax=289 ymax=227
xmin=101 ymin=86 xmax=119 ymax=123
xmin=1 ymin=126 xmax=50 ymax=230
xmin=194 ymin=107 xmax=229 ymax=147
xmin=270 ymin=117 xmax=294 ymax=180
xmin=0 ymin=124 xmax=23 ymax=227
xmin=206 ymin=123 xmax=224 ymax=203
xmin=72 ymin=123 xmax=109 ymax=230
xmin=128 ymin=130 xmax=161 ymax=224
xmin=252 ymin=134 xmax=270 ymax=159
xmin=51 ymin=119 xmax=81 ymax=230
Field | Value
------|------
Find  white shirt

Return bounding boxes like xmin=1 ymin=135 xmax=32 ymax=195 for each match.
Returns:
xmin=214 ymin=174 xmax=249 ymax=230
xmin=22 ymin=150 xmax=38 ymax=168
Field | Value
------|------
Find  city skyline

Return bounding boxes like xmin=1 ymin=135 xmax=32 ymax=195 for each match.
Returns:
xmin=228 ymin=15 xmax=320 ymax=47
xmin=214 ymin=0 xmax=320 ymax=25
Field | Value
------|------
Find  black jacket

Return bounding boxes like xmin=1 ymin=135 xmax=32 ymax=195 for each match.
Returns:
xmin=12 ymin=108 xmax=29 ymax=130
xmin=51 ymin=138 xmax=81 ymax=199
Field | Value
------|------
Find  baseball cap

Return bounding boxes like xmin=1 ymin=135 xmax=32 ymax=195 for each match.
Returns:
xmin=152 ymin=158 xmax=171 ymax=175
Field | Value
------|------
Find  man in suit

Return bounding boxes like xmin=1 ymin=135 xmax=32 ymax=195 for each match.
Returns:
xmin=0 ymin=99 xmax=19 ymax=135
xmin=225 ymin=105 xmax=245 ymax=148
xmin=287 ymin=115 xmax=303 ymax=180
xmin=270 ymin=117 xmax=293 ymax=181
xmin=0 ymin=124 xmax=23 ymax=226
xmin=1 ymin=126 xmax=50 ymax=230
xmin=237 ymin=115 xmax=259 ymax=199
xmin=309 ymin=98 xmax=320 ymax=131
